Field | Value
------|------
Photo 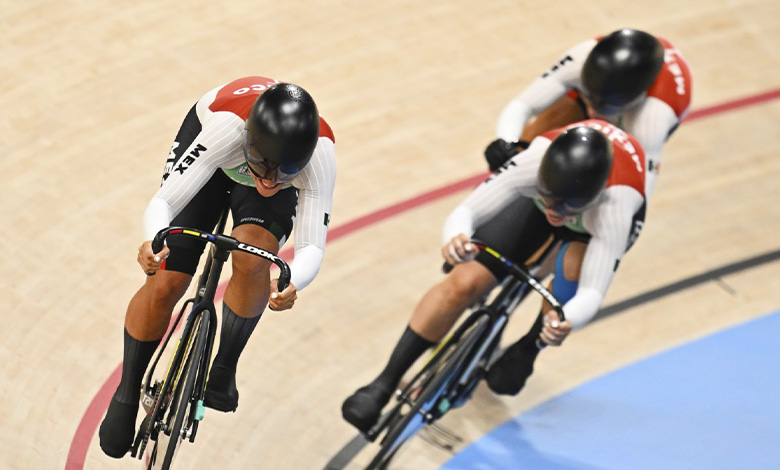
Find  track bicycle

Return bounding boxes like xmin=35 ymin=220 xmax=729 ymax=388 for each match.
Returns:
xmin=128 ymin=205 xmax=291 ymax=470
xmin=325 ymin=239 xmax=565 ymax=470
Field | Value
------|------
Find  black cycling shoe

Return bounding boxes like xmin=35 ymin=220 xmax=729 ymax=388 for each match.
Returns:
xmin=204 ymin=365 xmax=239 ymax=412
xmin=486 ymin=340 xmax=538 ymax=396
xmin=341 ymin=384 xmax=392 ymax=434
xmin=99 ymin=396 xmax=139 ymax=458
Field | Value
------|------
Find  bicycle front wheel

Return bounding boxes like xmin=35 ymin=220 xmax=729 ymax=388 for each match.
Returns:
xmin=156 ymin=312 xmax=209 ymax=470
xmin=367 ymin=314 xmax=491 ymax=469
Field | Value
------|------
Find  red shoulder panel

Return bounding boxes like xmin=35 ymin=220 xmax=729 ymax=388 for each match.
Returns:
xmin=647 ymin=38 xmax=693 ymax=118
xmin=209 ymin=76 xmax=279 ymax=120
xmin=209 ymin=76 xmax=334 ymax=142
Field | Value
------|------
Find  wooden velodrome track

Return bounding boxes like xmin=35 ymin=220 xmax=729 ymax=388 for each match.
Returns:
xmin=3 ymin=0 xmax=780 ymax=468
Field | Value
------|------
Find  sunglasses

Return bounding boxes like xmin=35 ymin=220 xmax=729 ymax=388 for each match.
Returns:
xmin=242 ymin=130 xmax=297 ymax=184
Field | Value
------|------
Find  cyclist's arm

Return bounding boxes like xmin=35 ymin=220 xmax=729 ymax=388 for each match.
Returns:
xmin=495 ymin=39 xmax=595 ymax=142
xmin=623 ymin=97 xmax=680 ymax=200
xmin=288 ymin=137 xmax=337 ymax=291
xmin=564 ymin=185 xmax=644 ymax=329
xmin=442 ymin=139 xmax=546 ymax=241
xmin=142 ymin=114 xmax=244 ymax=241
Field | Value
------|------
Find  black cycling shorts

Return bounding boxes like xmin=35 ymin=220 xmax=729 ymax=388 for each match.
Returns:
xmin=472 ymin=196 xmax=591 ymax=281
xmin=159 ymin=105 xmax=298 ymax=275
xmin=472 ymin=195 xmax=646 ymax=281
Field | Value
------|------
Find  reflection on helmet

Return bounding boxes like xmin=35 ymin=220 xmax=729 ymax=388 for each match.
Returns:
xmin=581 ymin=29 xmax=665 ymax=115
xmin=244 ymin=83 xmax=320 ymax=182
xmin=537 ymin=126 xmax=613 ymax=215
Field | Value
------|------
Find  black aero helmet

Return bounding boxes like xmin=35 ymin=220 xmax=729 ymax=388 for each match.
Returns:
xmin=581 ymin=29 xmax=665 ymax=114
xmin=537 ymin=126 xmax=614 ymax=215
xmin=244 ymin=83 xmax=320 ymax=182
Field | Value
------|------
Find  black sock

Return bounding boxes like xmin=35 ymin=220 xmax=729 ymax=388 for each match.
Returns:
xmin=371 ymin=325 xmax=435 ymax=393
xmin=516 ymin=311 xmax=545 ymax=357
xmin=212 ymin=303 xmax=261 ymax=371
xmin=115 ymin=329 xmax=161 ymax=404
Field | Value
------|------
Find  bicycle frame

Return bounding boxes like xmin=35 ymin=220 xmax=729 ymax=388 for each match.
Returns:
xmin=131 ymin=205 xmax=291 ymax=469
xmin=360 ymin=239 xmax=566 ymax=469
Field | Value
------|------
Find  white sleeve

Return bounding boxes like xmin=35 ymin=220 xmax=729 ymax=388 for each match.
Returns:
xmin=495 ymin=39 xmax=596 ymax=142
xmin=288 ymin=137 xmax=337 ymax=290
xmin=623 ymin=97 xmax=680 ymax=200
xmin=564 ymin=185 xmax=643 ymax=329
xmin=141 ymin=113 xmax=244 ymax=240
xmin=441 ymin=139 xmax=547 ymax=242
xmin=495 ymin=99 xmax=536 ymax=142
xmin=142 ymin=197 xmax=173 ymax=242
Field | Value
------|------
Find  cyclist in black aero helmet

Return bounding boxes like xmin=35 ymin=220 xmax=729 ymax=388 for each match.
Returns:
xmin=99 ymin=77 xmax=336 ymax=459
xmin=537 ymin=126 xmax=614 ymax=217
xmin=243 ymin=83 xmax=320 ymax=185
xmin=484 ymin=28 xmax=690 ymax=201
xmin=342 ymin=119 xmax=647 ymax=433
xmin=580 ymin=28 xmax=665 ymax=116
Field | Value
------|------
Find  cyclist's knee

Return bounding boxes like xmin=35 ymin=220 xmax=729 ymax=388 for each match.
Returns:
xmin=444 ymin=261 xmax=497 ymax=306
xmin=144 ymin=270 xmax=191 ymax=306
xmin=229 ymin=225 xmax=278 ymax=278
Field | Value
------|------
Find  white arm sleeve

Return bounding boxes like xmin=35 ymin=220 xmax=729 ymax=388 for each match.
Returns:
xmin=496 ymin=99 xmax=535 ymax=142
xmin=562 ymin=287 xmax=603 ymax=330
xmin=141 ymin=113 xmax=244 ymax=240
xmin=564 ymin=186 xmax=644 ymax=329
xmin=288 ymin=137 xmax=337 ymax=291
xmin=623 ymin=97 xmax=680 ymax=200
xmin=288 ymin=244 xmax=324 ymax=290
xmin=495 ymin=39 xmax=596 ymax=142
xmin=142 ymin=197 xmax=173 ymax=242
xmin=442 ymin=139 xmax=547 ymax=242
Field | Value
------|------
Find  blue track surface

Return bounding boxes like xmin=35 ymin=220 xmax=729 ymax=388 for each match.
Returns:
xmin=439 ymin=311 xmax=780 ymax=470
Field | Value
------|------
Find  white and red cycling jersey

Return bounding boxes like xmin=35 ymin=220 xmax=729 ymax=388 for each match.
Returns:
xmin=495 ymin=35 xmax=692 ymax=200
xmin=142 ymin=76 xmax=337 ymax=290
xmin=444 ymin=119 xmax=646 ymax=328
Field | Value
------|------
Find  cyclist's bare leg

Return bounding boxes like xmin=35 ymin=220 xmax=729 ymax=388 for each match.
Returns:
xmin=223 ymin=223 xmax=278 ymax=317
xmin=205 ymin=223 xmax=279 ymax=412
xmin=409 ymin=260 xmax=498 ymax=342
xmin=125 ymin=270 xmax=193 ymax=340
xmin=100 ymin=270 xmax=192 ymax=458
xmin=342 ymin=261 xmax=498 ymax=432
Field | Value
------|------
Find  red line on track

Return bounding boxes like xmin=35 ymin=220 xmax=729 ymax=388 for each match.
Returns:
xmin=66 ymin=87 xmax=780 ymax=469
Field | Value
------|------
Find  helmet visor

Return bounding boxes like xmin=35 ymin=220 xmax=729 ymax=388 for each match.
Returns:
xmin=242 ymin=129 xmax=298 ymax=184
xmin=538 ymin=195 xmax=584 ymax=217
xmin=537 ymin=179 xmax=594 ymax=216
xmin=581 ymin=90 xmax=646 ymax=117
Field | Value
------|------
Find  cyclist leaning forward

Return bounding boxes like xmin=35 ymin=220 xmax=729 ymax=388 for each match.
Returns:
xmin=342 ymin=119 xmax=647 ymax=433
xmin=99 ymin=77 xmax=337 ymax=458
xmin=342 ymin=27 xmax=691 ymax=434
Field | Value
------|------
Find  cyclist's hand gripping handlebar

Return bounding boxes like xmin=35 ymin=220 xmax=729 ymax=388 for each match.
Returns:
xmin=152 ymin=227 xmax=291 ymax=291
xmin=442 ymin=239 xmax=565 ymax=322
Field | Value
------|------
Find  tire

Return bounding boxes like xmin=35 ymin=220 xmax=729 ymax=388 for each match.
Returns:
xmin=158 ymin=312 xmax=209 ymax=469
xmin=143 ymin=327 xmax=193 ymax=469
xmin=366 ymin=314 xmax=491 ymax=469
